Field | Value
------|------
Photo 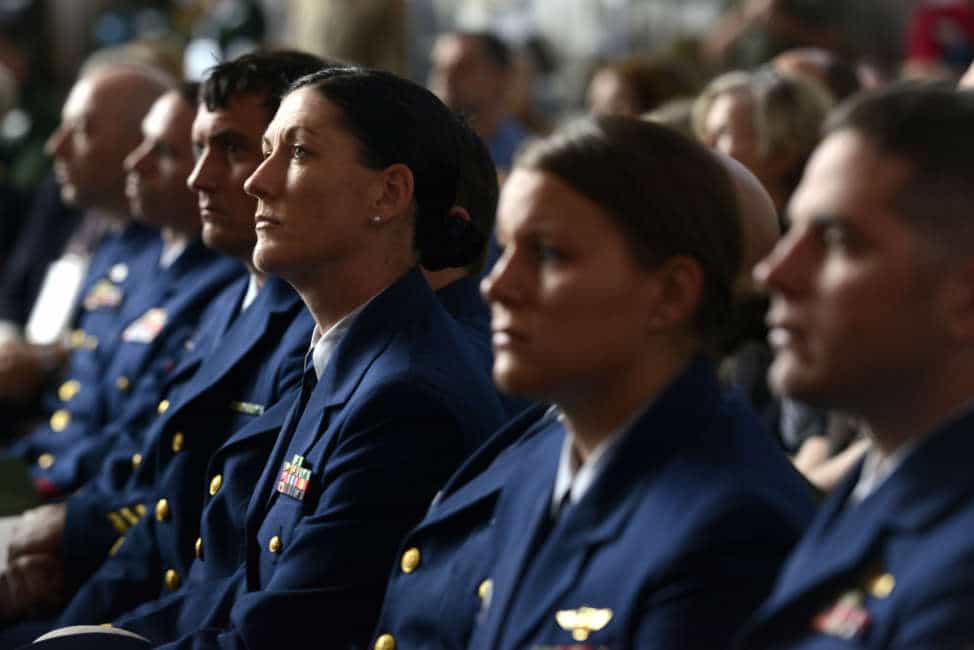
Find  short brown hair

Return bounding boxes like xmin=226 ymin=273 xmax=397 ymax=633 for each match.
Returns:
xmin=515 ymin=116 xmax=741 ymax=348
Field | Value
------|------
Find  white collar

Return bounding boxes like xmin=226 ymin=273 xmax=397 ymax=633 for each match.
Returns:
xmin=308 ymin=301 xmax=369 ymax=380
xmin=849 ymin=440 xmax=918 ymax=506
xmin=550 ymin=413 xmax=625 ymax=516
xmin=240 ymin=274 xmax=260 ymax=312
xmin=159 ymin=238 xmax=188 ymax=269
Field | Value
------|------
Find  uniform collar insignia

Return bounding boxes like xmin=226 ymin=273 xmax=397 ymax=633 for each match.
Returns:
xmin=555 ymin=606 xmax=613 ymax=641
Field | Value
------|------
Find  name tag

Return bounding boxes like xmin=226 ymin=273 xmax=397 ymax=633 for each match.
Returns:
xmin=229 ymin=400 xmax=265 ymax=416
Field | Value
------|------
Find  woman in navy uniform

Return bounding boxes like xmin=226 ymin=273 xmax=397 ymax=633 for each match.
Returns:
xmin=454 ymin=117 xmax=817 ymax=650
xmin=40 ymin=67 xmax=506 ymax=650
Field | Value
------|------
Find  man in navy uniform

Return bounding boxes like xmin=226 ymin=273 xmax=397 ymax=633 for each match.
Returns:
xmin=0 ymin=52 xmax=325 ymax=630
xmin=736 ymin=85 xmax=974 ymax=648
xmin=0 ymin=64 xmax=169 ymax=412
xmin=5 ymin=82 xmax=243 ymax=498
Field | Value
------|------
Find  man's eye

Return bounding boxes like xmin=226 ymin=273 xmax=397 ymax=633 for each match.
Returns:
xmin=536 ymin=242 xmax=562 ymax=263
xmin=290 ymin=145 xmax=308 ymax=161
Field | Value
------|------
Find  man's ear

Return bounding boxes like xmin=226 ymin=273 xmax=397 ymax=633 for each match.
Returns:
xmin=371 ymin=163 xmax=415 ymax=224
xmin=449 ymin=205 xmax=472 ymax=222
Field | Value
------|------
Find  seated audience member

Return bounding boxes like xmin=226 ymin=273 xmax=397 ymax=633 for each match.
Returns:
xmin=4 ymin=82 xmax=243 ymax=498
xmin=422 ymin=118 xmax=495 ymax=373
xmin=40 ymin=74 xmax=504 ymax=645
xmin=587 ymin=55 xmax=696 ymax=118
xmin=692 ymin=68 xmax=833 ymax=217
xmin=736 ymin=84 xmax=974 ymax=648
xmin=368 ymin=143 xmax=782 ymax=650
xmin=452 ymin=116 xmax=816 ymax=650
xmin=715 ymin=154 xmax=869 ymax=492
xmin=428 ymin=30 xmax=528 ymax=172
xmin=903 ymin=0 xmax=974 ymax=80
xmin=772 ymin=47 xmax=863 ymax=101
xmin=41 ymin=67 xmax=506 ymax=650
xmin=0 ymin=64 xmax=171 ymax=408
xmin=0 ymin=51 xmax=327 ymax=634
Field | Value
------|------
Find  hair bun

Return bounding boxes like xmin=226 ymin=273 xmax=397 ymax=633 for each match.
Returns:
xmin=418 ymin=210 xmax=488 ymax=271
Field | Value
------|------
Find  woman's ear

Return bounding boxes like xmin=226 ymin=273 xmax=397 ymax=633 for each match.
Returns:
xmin=371 ymin=163 xmax=415 ymax=224
xmin=647 ymin=256 xmax=705 ymax=332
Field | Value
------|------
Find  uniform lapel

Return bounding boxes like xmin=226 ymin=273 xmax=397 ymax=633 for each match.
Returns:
xmin=478 ymin=425 xmax=563 ymax=650
xmin=755 ymin=406 xmax=974 ymax=625
xmin=187 ymin=277 xmax=300 ymax=393
xmin=482 ymin=357 xmax=723 ymax=650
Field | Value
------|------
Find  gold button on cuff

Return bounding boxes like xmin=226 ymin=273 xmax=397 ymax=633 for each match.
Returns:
xmin=374 ymin=633 xmax=396 ymax=650
xmin=171 ymin=432 xmax=185 ymax=453
xmin=155 ymin=498 xmax=170 ymax=522
xmin=50 ymin=409 xmax=70 ymax=432
xmin=37 ymin=453 xmax=55 ymax=469
xmin=157 ymin=399 xmax=170 ymax=414
xmin=131 ymin=453 xmax=142 ymax=468
xmin=400 ymin=547 xmax=421 ymax=573
xmin=195 ymin=537 xmax=203 ymax=559
xmin=478 ymin=578 xmax=492 ymax=600
xmin=58 ymin=380 xmax=80 ymax=401
xmin=268 ymin=535 xmax=282 ymax=553
xmin=209 ymin=474 xmax=222 ymax=496
xmin=164 ymin=569 xmax=181 ymax=591
xmin=115 ymin=376 xmax=130 ymax=391
xmin=108 ymin=536 xmax=126 ymax=557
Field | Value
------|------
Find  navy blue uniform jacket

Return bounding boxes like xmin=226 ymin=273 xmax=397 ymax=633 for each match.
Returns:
xmin=468 ymin=357 xmax=817 ymax=650
xmin=58 ymin=276 xmax=312 ymax=595
xmin=127 ymin=267 xmax=505 ymax=649
xmin=736 ymin=406 xmax=974 ymax=650
xmin=370 ymin=403 xmax=550 ymax=650
xmin=11 ymin=239 xmax=243 ymax=494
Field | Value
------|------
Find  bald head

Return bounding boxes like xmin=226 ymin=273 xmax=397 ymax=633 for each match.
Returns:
xmin=715 ymin=152 xmax=779 ymax=296
xmin=45 ymin=64 xmax=172 ymax=216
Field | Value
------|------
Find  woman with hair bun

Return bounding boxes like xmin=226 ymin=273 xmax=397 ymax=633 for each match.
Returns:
xmin=79 ymin=67 xmax=509 ymax=650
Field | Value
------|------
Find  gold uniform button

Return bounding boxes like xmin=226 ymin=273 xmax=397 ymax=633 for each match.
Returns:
xmin=374 ymin=633 xmax=396 ymax=650
xmin=84 ymin=335 xmax=98 ymax=350
xmin=37 ymin=453 xmax=55 ymax=469
xmin=268 ymin=535 xmax=282 ymax=553
xmin=115 ymin=376 xmax=130 ymax=391
xmin=195 ymin=537 xmax=203 ymax=559
xmin=400 ymin=547 xmax=421 ymax=573
xmin=868 ymin=573 xmax=896 ymax=599
xmin=164 ymin=569 xmax=181 ymax=591
xmin=171 ymin=432 xmax=185 ymax=453
xmin=155 ymin=498 xmax=170 ymax=522
xmin=58 ymin=380 xmax=80 ymax=401
xmin=70 ymin=330 xmax=86 ymax=348
xmin=157 ymin=399 xmax=170 ymax=414
xmin=209 ymin=474 xmax=222 ymax=496
xmin=131 ymin=453 xmax=142 ymax=468
xmin=50 ymin=409 xmax=71 ymax=432
xmin=478 ymin=578 xmax=492 ymax=600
